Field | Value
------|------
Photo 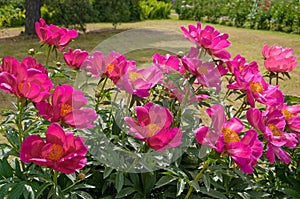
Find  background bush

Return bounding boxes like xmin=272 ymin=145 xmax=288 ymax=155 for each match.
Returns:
xmin=0 ymin=0 xmax=25 ymax=27
xmin=175 ymin=0 xmax=300 ymax=34
xmin=0 ymin=0 xmax=172 ymax=31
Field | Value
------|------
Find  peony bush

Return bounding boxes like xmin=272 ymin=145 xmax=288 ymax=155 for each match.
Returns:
xmin=0 ymin=18 xmax=299 ymax=198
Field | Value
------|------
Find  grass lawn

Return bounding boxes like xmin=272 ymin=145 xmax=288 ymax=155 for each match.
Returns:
xmin=0 ymin=18 xmax=299 ymax=110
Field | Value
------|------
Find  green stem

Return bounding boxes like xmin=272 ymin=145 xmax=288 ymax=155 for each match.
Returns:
xmin=95 ymin=77 xmax=108 ymax=112
xmin=53 ymin=170 xmax=59 ymax=189
xmin=17 ymin=98 xmax=26 ymax=146
xmin=233 ymin=99 xmax=246 ymax=118
xmin=62 ymin=179 xmax=82 ymax=193
xmin=269 ymin=72 xmax=272 ymax=85
xmin=46 ymin=45 xmax=53 ymax=66
xmin=275 ymin=72 xmax=279 ymax=85
xmin=185 ymin=160 xmax=210 ymax=199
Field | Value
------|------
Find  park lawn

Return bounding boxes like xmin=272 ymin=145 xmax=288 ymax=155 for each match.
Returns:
xmin=0 ymin=18 xmax=299 ymax=111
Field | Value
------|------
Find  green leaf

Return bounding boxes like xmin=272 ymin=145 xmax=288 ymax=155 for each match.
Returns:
xmin=103 ymin=167 xmax=114 ymax=179
xmin=284 ymin=95 xmax=300 ymax=105
xmin=154 ymin=175 xmax=177 ymax=189
xmin=14 ymin=159 xmax=23 ymax=180
xmin=202 ymin=174 xmax=210 ymax=192
xmin=247 ymin=190 xmax=270 ymax=198
xmin=7 ymin=182 xmax=25 ymax=199
xmin=129 ymin=173 xmax=141 ymax=190
xmin=0 ymin=158 xmax=13 ymax=178
xmin=141 ymin=172 xmax=155 ymax=194
xmin=75 ymin=191 xmax=94 ymax=199
xmin=200 ymin=187 xmax=227 ymax=199
xmin=190 ymin=180 xmax=200 ymax=193
xmin=35 ymin=183 xmax=51 ymax=199
xmin=115 ymin=172 xmax=124 ymax=193
xmin=115 ymin=187 xmax=136 ymax=198
xmin=0 ymin=183 xmax=11 ymax=199
xmin=281 ymin=188 xmax=300 ymax=198
xmin=176 ymin=178 xmax=186 ymax=196
xmin=23 ymin=184 xmax=35 ymax=199
xmin=73 ymin=184 xmax=95 ymax=190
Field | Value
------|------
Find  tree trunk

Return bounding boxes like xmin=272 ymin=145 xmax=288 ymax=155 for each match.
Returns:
xmin=25 ymin=0 xmax=42 ymax=35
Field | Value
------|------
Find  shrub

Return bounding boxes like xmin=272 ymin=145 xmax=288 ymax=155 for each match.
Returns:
xmin=139 ymin=0 xmax=172 ymax=20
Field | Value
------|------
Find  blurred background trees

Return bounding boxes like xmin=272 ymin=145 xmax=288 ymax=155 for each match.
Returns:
xmin=0 ymin=0 xmax=172 ymax=33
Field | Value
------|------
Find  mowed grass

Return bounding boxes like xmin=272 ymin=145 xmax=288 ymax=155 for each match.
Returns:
xmin=0 ymin=18 xmax=299 ymax=110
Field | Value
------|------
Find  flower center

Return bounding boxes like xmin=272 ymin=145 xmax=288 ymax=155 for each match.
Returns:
xmin=249 ymin=81 xmax=263 ymax=93
xmin=198 ymin=66 xmax=208 ymax=75
xmin=60 ymin=104 xmax=73 ymax=117
xmin=222 ymin=128 xmax=240 ymax=143
xmin=107 ymin=64 xmax=114 ymax=73
xmin=128 ymin=72 xmax=144 ymax=82
xmin=18 ymin=82 xmax=31 ymax=91
xmin=267 ymin=124 xmax=282 ymax=136
xmin=282 ymin=109 xmax=295 ymax=120
xmin=146 ymin=123 xmax=161 ymax=136
xmin=47 ymin=144 xmax=63 ymax=161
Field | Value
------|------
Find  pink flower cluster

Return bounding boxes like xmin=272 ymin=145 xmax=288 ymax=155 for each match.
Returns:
xmin=82 ymin=51 xmax=163 ymax=97
xmin=262 ymin=44 xmax=297 ymax=73
xmin=1 ymin=19 xmax=298 ymax=176
xmin=20 ymin=123 xmax=87 ymax=174
xmin=195 ymin=105 xmax=262 ymax=174
xmin=0 ymin=56 xmax=52 ymax=102
xmin=181 ymin=22 xmax=231 ymax=60
xmin=125 ymin=102 xmax=182 ymax=151
xmin=180 ymin=22 xmax=299 ymax=173
xmin=227 ymin=54 xmax=284 ymax=107
xmin=35 ymin=18 xmax=78 ymax=50
xmin=1 ymin=19 xmax=97 ymax=174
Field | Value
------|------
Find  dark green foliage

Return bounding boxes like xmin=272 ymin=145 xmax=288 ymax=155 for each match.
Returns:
xmin=41 ymin=0 xmax=95 ymax=32
xmin=0 ymin=0 xmax=171 ymax=30
xmin=175 ymin=0 xmax=300 ymax=34
xmin=0 ymin=0 xmax=25 ymax=27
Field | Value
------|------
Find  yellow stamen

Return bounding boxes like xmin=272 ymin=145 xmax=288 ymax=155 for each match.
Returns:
xmin=249 ymin=81 xmax=263 ymax=93
xmin=128 ymin=72 xmax=144 ymax=82
xmin=146 ymin=123 xmax=161 ymax=136
xmin=282 ymin=109 xmax=295 ymax=120
xmin=60 ymin=104 xmax=73 ymax=117
xmin=107 ymin=64 xmax=114 ymax=73
xmin=18 ymin=82 xmax=31 ymax=91
xmin=47 ymin=144 xmax=63 ymax=161
xmin=198 ymin=66 xmax=208 ymax=75
xmin=267 ymin=124 xmax=282 ymax=136
xmin=222 ymin=128 xmax=240 ymax=143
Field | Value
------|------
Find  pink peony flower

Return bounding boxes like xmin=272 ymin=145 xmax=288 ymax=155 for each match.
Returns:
xmin=36 ymin=85 xmax=97 ymax=129
xmin=124 ymin=102 xmax=182 ymax=151
xmin=228 ymin=65 xmax=284 ymax=108
xmin=63 ymin=48 xmax=89 ymax=69
xmin=35 ymin=18 xmax=78 ymax=50
xmin=20 ymin=123 xmax=87 ymax=174
xmin=195 ymin=104 xmax=262 ymax=174
xmin=81 ymin=51 xmax=107 ymax=78
xmin=182 ymin=52 xmax=225 ymax=93
xmin=262 ymin=44 xmax=297 ymax=73
xmin=105 ymin=51 xmax=131 ymax=83
xmin=181 ymin=22 xmax=231 ymax=60
xmin=268 ymin=103 xmax=300 ymax=139
xmin=116 ymin=65 xmax=162 ymax=97
xmin=152 ymin=53 xmax=185 ymax=74
xmin=247 ymin=108 xmax=298 ymax=164
xmin=0 ymin=56 xmax=52 ymax=102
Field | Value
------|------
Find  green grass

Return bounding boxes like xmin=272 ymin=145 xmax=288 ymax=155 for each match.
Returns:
xmin=0 ymin=19 xmax=299 ymax=104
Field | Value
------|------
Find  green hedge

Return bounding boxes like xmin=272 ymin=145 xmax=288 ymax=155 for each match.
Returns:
xmin=175 ymin=0 xmax=300 ymax=34
xmin=0 ymin=0 xmax=25 ymax=27
xmin=0 ymin=0 xmax=172 ymax=30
